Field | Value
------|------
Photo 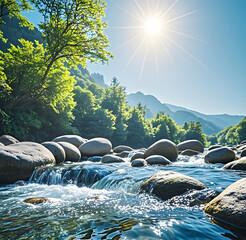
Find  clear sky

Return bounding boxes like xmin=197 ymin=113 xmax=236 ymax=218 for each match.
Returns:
xmin=23 ymin=0 xmax=246 ymax=116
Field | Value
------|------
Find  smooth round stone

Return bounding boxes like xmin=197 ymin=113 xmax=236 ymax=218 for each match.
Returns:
xmin=42 ymin=141 xmax=66 ymax=164
xmin=131 ymin=159 xmax=146 ymax=167
xmin=180 ymin=149 xmax=200 ymax=156
xmin=79 ymin=138 xmax=112 ymax=156
xmin=208 ymin=145 xmax=222 ymax=151
xmin=223 ymin=157 xmax=246 ymax=170
xmin=117 ymin=151 xmax=130 ymax=158
xmin=241 ymin=140 xmax=246 ymax=145
xmin=101 ymin=154 xmax=124 ymax=163
xmin=53 ymin=135 xmax=86 ymax=147
xmin=141 ymin=171 xmax=207 ymax=201
xmin=144 ymin=139 xmax=178 ymax=162
xmin=57 ymin=142 xmax=81 ymax=162
xmin=130 ymin=152 xmax=145 ymax=162
xmin=88 ymin=156 xmax=102 ymax=162
xmin=145 ymin=155 xmax=171 ymax=166
xmin=178 ymin=140 xmax=204 ymax=153
xmin=241 ymin=149 xmax=246 ymax=158
xmin=0 ymin=142 xmax=55 ymax=184
xmin=0 ymin=135 xmax=19 ymax=145
xmin=113 ymin=145 xmax=133 ymax=153
xmin=204 ymin=177 xmax=246 ymax=229
xmin=204 ymin=147 xmax=235 ymax=164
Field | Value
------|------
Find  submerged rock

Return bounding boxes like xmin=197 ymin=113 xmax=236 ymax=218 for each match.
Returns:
xmin=53 ymin=135 xmax=86 ymax=147
xmin=223 ymin=157 xmax=246 ymax=170
xmin=0 ymin=142 xmax=55 ymax=184
xmin=145 ymin=155 xmax=171 ymax=166
xmin=180 ymin=149 xmax=200 ymax=156
xmin=57 ymin=142 xmax=81 ymax=162
xmin=101 ymin=154 xmax=124 ymax=163
xmin=79 ymin=138 xmax=112 ymax=156
xmin=178 ymin=140 xmax=204 ymax=153
xmin=24 ymin=197 xmax=50 ymax=204
xmin=0 ymin=135 xmax=19 ymax=146
xmin=130 ymin=152 xmax=145 ymax=162
xmin=141 ymin=171 xmax=207 ymax=201
xmin=204 ymin=147 xmax=235 ymax=164
xmin=144 ymin=139 xmax=178 ymax=162
xmin=42 ymin=141 xmax=66 ymax=164
xmin=131 ymin=159 xmax=146 ymax=167
xmin=204 ymin=177 xmax=246 ymax=229
xmin=113 ymin=145 xmax=133 ymax=153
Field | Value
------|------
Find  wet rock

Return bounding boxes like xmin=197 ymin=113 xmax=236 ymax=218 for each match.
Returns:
xmin=88 ymin=156 xmax=102 ymax=162
xmin=57 ymin=142 xmax=81 ymax=162
xmin=0 ymin=142 xmax=55 ymax=184
xmin=131 ymin=159 xmax=146 ymax=167
xmin=14 ymin=180 xmax=26 ymax=186
xmin=113 ymin=145 xmax=133 ymax=153
xmin=117 ymin=151 xmax=130 ymax=158
xmin=178 ymin=140 xmax=204 ymax=153
xmin=42 ymin=141 xmax=66 ymax=164
xmin=53 ymin=135 xmax=86 ymax=147
xmin=144 ymin=139 xmax=178 ymax=162
xmin=180 ymin=149 xmax=200 ymax=156
xmin=241 ymin=149 xmax=246 ymax=158
xmin=0 ymin=142 xmax=4 ymax=147
xmin=79 ymin=138 xmax=112 ymax=156
xmin=130 ymin=152 xmax=145 ymax=162
xmin=241 ymin=140 xmax=246 ymax=145
xmin=141 ymin=171 xmax=207 ymax=201
xmin=145 ymin=155 xmax=171 ymax=166
xmin=204 ymin=147 xmax=235 ymax=164
xmin=204 ymin=177 xmax=246 ymax=229
xmin=24 ymin=197 xmax=50 ymax=204
xmin=101 ymin=154 xmax=124 ymax=163
xmin=223 ymin=157 xmax=246 ymax=170
xmin=238 ymin=145 xmax=246 ymax=152
xmin=0 ymin=135 xmax=19 ymax=146
xmin=208 ymin=145 xmax=222 ymax=151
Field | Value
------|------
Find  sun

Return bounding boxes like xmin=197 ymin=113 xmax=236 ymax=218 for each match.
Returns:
xmin=144 ymin=16 xmax=163 ymax=37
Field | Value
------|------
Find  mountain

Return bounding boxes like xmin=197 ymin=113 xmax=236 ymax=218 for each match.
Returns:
xmin=127 ymin=91 xmax=245 ymax=135
xmin=91 ymin=73 xmax=108 ymax=88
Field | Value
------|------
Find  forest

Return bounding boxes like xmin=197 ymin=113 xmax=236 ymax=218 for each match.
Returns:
xmin=0 ymin=0 xmax=245 ymax=148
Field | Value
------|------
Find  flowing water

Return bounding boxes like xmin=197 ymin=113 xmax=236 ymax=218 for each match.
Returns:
xmin=0 ymin=154 xmax=246 ymax=240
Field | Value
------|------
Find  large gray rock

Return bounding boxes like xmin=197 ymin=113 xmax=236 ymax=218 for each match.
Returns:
xmin=101 ymin=154 xmax=124 ymax=163
xmin=180 ymin=149 xmax=200 ymax=156
xmin=113 ymin=145 xmax=133 ymax=153
xmin=0 ymin=142 xmax=55 ymax=184
xmin=141 ymin=171 xmax=207 ymax=201
xmin=131 ymin=159 xmax=146 ymax=167
xmin=53 ymin=135 xmax=86 ymax=147
xmin=204 ymin=177 xmax=246 ymax=229
xmin=0 ymin=135 xmax=19 ymax=145
xmin=144 ymin=139 xmax=178 ymax=162
xmin=204 ymin=147 xmax=235 ymax=164
xmin=42 ymin=141 xmax=66 ymax=164
xmin=145 ymin=155 xmax=172 ymax=166
xmin=130 ymin=152 xmax=145 ymax=162
xmin=223 ymin=157 xmax=246 ymax=171
xmin=178 ymin=140 xmax=204 ymax=153
xmin=117 ymin=151 xmax=130 ymax=158
xmin=208 ymin=145 xmax=222 ymax=151
xmin=57 ymin=142 xmax=81 ymax=162
xmin=79 ymin=138 xmax=112 ymax=156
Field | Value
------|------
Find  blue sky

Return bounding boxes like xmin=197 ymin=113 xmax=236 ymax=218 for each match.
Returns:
xmin=23 ymin=0 xmax=246 ymax=115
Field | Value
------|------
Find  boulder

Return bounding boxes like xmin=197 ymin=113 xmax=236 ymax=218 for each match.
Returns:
xmin=0 ymin=135 xmax=19 ymax=145
xmin=131 ymin=159 xmax=146 ymax=167
xmin=223 ymin=157 xmax=246 ymax=171
xmin=113 ymin=145 xmax=133 ymax=153
xmin=57 ymin=142 xmax=81 ymax=162
xmin=204 ymin=177 xmax=246 ymax=229
xmin=180 ymin=149 xmax=200 ymax=156
xmin=241 ymin=149 xmax=246 ymax=158
xmin=141 ymin=171 xmax=207 ymax=201
xmin=117 ymin=151 xmax=130 ymax=158
xmin=145 ymin=155 xmax=172 ymax=166
xmin=53 ymin=135 xmax=86 ymax=147
xmin=130 ymin=152 xmax=145 ymax=162
xmin=208 ymin=145 xmax=222 ymax=151
xmin=0 ymin=142 xmax=55 ymax=184
xmin=204 ymin=147 xmax=235 ymax=164
xmin=178 ymin=140 xmax=204 ymax=153
xmin=42 ymin=141 xmax=66 ymax=164
xmin=79 ymin=138 xmax=112 ymax=156
xmin=101 ymin=154 xmax=124 ymax=163
xmin=144 ymin=139 xmax=178 ymax=162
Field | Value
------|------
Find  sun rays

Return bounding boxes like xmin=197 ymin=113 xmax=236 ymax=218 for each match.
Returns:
xmin=109 ymin=0 xmax=214 ymax=78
